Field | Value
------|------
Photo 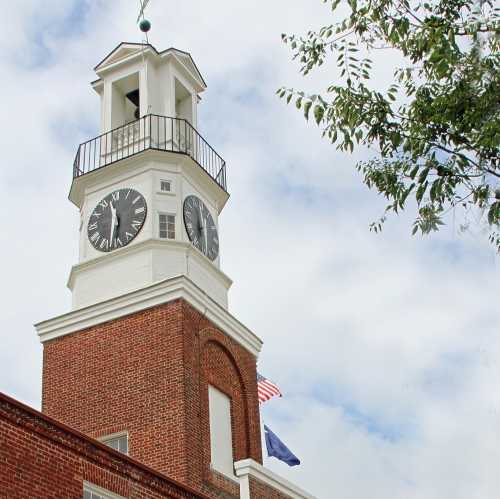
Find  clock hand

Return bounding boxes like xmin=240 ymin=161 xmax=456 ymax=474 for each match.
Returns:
xmin=109 ymin=202 xmax=117 ymax=244
xmin=198 ymin=207 xmax=204 ymax=231
xmin=203 ymin=216 xmax=208 ymax=254
xmin=198 ymin=207 xmax=207 ymax=253
xmin=113 ymin=212 xmax=120 ymax=245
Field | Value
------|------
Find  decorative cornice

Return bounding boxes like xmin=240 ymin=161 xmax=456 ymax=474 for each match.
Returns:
xmin=69 ymin=149 xmax=229 ymax=211
xmin=67 ymin=239 xmax=233 ymax=291
xmin=93 ymin=43 xmax=206 ymax=91
xmin=35 ymin=276 xmax=262 ymax=357
xmin=0 ymin=392 xmax=207 ymax=499
xmin=234 ymin=459 xmax=316 ymax=499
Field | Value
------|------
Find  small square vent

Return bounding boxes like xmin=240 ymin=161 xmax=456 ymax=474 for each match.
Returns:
xmin=160 ymin=180 xmax=172 ymax=193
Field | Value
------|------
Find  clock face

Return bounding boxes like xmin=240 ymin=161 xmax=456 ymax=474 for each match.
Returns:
xmin=87 ymin=188 xmax=147 ymax=253
xmin=183 ymin=195 xmax=219 ymax=261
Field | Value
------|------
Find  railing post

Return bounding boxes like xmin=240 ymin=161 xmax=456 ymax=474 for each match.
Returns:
xmin=101 ymin=134 xmax=104 ymax=168
xmin=72 ymin=114 xmax=228 ymax=191
xmin=73 ymin=147 xmax=79 ymax=178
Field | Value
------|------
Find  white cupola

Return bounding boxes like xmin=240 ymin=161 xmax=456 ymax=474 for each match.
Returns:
xmin=91 ymin=42 xmax=206 ymax=133
xmin=67 ymin=43 xmax=231 ymax=312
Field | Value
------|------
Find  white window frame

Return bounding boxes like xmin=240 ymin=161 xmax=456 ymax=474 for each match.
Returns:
xmin=98 ymin=431 xmax=129 ymax=455
xmin=83 ymin=481 xmax=126 ymax=499
xmin=158 ymin=212 xmax=176 ymax=240
xmin=157 ymin=178 xmax=175 ymax=195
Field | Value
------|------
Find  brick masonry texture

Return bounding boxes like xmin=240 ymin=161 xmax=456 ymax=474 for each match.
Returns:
xmin=248 ymin=477 xmax=297 ymax=499
xmin=0 ymin=391 xmax=206 ymax=499
xmin=42 ymin=299 xmax=264 ymax=498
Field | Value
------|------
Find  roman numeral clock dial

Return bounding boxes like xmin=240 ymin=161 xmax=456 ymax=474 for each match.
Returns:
xmin=183 ymin=195 xmax=219 ymax=261
xmin=87 ymin=188 xmax=147 ymax=252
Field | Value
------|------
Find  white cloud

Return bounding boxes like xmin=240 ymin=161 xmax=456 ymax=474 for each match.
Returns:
xmin=0 ymin=1 xmax=498 ymax=498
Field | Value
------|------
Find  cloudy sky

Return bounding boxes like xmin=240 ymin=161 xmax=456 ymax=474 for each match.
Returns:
xmin=1 ymin=1 xmax=499 ymax=498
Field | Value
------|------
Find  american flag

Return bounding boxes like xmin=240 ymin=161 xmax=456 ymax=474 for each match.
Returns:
xmin=257 ymin=373 xmax=282 ymax=404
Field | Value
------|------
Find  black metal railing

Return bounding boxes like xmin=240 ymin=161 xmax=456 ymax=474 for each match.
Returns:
xmin=73 ymin=114 xmax=227 ymax=191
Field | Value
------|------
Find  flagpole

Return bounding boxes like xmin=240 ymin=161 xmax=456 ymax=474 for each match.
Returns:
xmin=260 ymin=407 xmax=266 ymax=464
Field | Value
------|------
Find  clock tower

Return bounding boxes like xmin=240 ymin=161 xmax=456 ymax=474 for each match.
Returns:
xmin=68 ymin=42 xmax=231 ymax=311
xmin=35 ymin=42 xmax=314 ymax=499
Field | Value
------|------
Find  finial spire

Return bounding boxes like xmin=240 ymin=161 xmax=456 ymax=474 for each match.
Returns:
xmin=136 ymin=0 xmax=151 ymax=23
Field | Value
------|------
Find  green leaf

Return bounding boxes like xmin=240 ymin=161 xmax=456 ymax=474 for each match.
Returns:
xmin=304 ymin=101 xmax=313 ymax=120
xmin=280 ymin=1 xmax=500 ymax=251
xmin=418 ymin=167 xmax=430 ymax=184
xmin=314 ymin=105 xmax=324 ymax=125
xmin=416 ymin=182 xmax=428 ymax=205
xmin=410 ymin=165 xmax=419 ymax=179
xmin=430 ymin=180 xmax=440 ymax=203
xmin=488 ymin=202 xmax=500 ymax=225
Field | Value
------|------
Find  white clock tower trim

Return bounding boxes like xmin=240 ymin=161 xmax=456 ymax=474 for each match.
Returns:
xmin=68 ymin=43 xmax=232 ymax=311
xmin=36 ymin=275 xmax=262 ymax=357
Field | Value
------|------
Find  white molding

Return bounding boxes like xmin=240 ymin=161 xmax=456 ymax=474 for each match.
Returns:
xmin=95 ymin=46 xmax=156 ymax=76
xmin=84 ymin=481 xmax=126 ymax=499
xmin=98 ymin=430 xmax=129 ymax=442
xmin=70 ymin=149 xmax=229 ymax=213
xmin=68 ymin=239 xmax=232 ymax=290
xmin=238 ymin=474 xmax=251 ymax=499
xmin=99 ymin=431 xmax=129 ymax=455
xmin=160 ymin=50 xmax=206 ymax=92
xmin=209 ymin=465 xmax=240 ymax=485
xmin=234 ymin=459 xmax=316 ymax=499
xmin=35 ymin=275 xmax=262 ymax=357
xmin=157 ymin=189 xmax=176 ymax=196
xmin=95 ymin=45 xmax=206 ymax=93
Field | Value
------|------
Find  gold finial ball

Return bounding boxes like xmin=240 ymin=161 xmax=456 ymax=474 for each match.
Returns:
xmin=139 ymin=19 xmax=151 ymax=33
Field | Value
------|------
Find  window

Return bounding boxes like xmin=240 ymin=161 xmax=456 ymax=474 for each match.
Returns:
xmin=160 ymin=180 xmax=172 ymax=193
xmin=158 ymin=179 xmax=174 ymax=195
xmin=110 ymin=72 xmax=140 ymax=129
xmin=83 ymin=482 xmax=125 ymax=499
xmin=174 ymin=78 xmax=193 ymax=123
xmin=208 ymin=385 xmax=234 ymax=477
xmin=159 ymin=213 xmax=175 ymax=240
xmin=84 ymin=489 xmax=106 ymax=499
xmin=99 ymin=432 xmax=128 ymax=454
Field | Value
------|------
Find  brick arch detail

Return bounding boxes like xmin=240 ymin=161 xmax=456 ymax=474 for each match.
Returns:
xmin=180 ymin=300 xmax=262 ymax=495
xmin=199 ymin=333 xmax=252 ymax=463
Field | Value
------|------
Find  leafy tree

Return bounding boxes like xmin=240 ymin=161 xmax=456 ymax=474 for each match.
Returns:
xmin=279 ymin=0 xmax=500 ymax=250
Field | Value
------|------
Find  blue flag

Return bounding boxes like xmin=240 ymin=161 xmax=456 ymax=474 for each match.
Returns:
xmin=264 ymin=425 xmax=301 ymax=467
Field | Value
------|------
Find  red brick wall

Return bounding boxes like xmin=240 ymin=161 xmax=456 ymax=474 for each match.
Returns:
xmin=181 ymin=301 xmax=262 ymax=497
xmin=248 ymin=477 xmax=296 ymax=499
xmin=0 ymin=392 xmax=205 ymax=499
xmin=41 ymin=298 xmax=262 ymax=498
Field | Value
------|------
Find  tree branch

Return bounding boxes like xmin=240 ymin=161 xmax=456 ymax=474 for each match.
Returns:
xmin=484 ymin=167 xmax=500 ymax=179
